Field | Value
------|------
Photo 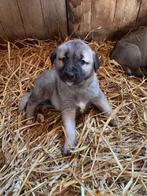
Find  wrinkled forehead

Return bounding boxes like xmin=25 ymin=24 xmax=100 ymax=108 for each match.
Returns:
xmin=57 ymin=40 xmax=93 ymax=61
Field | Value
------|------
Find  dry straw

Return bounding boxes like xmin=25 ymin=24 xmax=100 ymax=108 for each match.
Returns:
xmin=0 ymin=39 xmax=146 ymax=195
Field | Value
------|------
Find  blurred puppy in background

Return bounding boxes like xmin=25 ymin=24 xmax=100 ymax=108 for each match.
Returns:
xmin=19 ymin=39 xmax=116 ymax=155
xmin=110 ymin=26 xmax=147 ymax=77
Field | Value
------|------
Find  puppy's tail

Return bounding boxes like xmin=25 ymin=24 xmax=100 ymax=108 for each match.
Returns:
xmin=19 ymin=92 xmax=31 ymax=112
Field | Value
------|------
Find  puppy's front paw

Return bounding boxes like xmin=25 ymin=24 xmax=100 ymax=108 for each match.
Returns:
xmin=63 ymin=141 xmax=76 ymax=156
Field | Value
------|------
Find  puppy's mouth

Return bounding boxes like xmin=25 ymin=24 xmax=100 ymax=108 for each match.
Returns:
xmin=63 ymin=75 xmax=85 ymax=86
xmin=59 ymin=74 xmax=84 ymax=86
xmin=65 ymin=81 xmax=73 ymax=86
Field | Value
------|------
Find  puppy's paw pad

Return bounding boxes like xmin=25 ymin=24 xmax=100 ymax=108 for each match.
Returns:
xmin=36 ymin=113 xmax=45 ymax=123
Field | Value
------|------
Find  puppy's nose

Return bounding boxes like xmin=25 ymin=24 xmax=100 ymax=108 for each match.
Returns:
xmin=66 ymin=72 xmax=74 ymax=80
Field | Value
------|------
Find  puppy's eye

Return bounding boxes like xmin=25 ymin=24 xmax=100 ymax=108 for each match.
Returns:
xmin=80 ymin=59 xmax=86 ymax=65
xmin=59 ymin=57 xmax=66 ymax=61
xmin=80 ymin=59 xmax=88 ymax=65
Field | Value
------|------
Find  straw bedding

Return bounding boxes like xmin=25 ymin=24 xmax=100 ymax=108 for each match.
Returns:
xmin=0 ymin=39 xmax=147 ymax=195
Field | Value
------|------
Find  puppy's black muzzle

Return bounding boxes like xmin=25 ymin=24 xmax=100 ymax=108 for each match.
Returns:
xmin=64 ymin=67 xmax=75 ymax=80
xmin=61 ymin=65 xmax=85 ymax=84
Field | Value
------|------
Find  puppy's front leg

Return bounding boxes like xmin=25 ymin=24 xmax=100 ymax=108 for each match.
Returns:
xmin=62 ymin=109 xmax=76 ymax=155
xmin=91 ymin=89 xmax=117 ymax=126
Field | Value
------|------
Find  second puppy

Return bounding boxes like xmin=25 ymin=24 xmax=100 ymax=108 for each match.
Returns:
xmin=110 ymin=26 xmax=147 ymax=77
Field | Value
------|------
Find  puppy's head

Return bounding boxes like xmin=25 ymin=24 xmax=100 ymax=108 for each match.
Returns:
xmin=50 ymin=39 xmax=100 ymax=86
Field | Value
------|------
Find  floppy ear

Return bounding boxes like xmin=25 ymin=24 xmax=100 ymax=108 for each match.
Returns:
xmin=50 ymin=50 xmax=56 ymax=65
xmin=93 ymin=52 xmax=101 ymax=72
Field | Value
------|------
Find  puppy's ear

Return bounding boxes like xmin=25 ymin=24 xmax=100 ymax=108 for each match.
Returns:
xmin=93 ymin=52 xmax=101 ymax=72
xmin=50 ymin=50 xmax=56 ymax=65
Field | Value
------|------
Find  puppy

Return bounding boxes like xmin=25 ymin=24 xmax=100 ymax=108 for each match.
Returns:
xmin=19 ymin=39 xmax=115 ymax=155
xmin=110 ymin=26 xmax=147 ymax=77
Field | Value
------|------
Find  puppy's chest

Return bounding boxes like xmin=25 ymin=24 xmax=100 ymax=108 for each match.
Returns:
xmin=76 ymin=101 xmax=87 ymax=113
xmin=75 ymin=93 xmax=90 ymax=113
xmin=74 ymin=88 xmax=95 ymax=112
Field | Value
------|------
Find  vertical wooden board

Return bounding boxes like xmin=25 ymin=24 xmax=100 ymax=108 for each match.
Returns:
xmin=17 ymin=0 xmax=48 ymax=39
xmin=113 ymin=0 xmax=141 ymax=29
xmin=0 ymin=23 xmax=7 ymax=41
xmin=92 ymin=0 xmax=116 ymax=28
xmin=0 ymin=0 xmax=25 ymax=40
xmin=41 ymin=0 xmax=67 ymax=38
xmin=91 ymin=0 xmax=116 ymax=40
xmin=67 ymin=0 xmax=92 ymax=37
xmin=136 ymin=0 xmax=147 ymax=26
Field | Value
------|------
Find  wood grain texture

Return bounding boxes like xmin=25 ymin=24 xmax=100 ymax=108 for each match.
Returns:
xmin=113 ymin=0 xmax=141 ymax=29
xmin=136 ymin=0 xmax=147 ymax=26
xmin=0 ymin=0 xmax=146 ymax=41
xmin=17 ymin=0 xmax=48 ymax=39
xmin=109 ymin=0 xmax=141 ymax=40
xmin=67 ymin=0 xmax=92 ymax=38
xmin=0 ymin=0 xmax=25 ymax=40
xmin=92 ymin=0 xmax=116 ymax=27
xmin=0 ymin=23 xmax=7 ymax=41
xmin=91 ymin=0 xmax=116 ymax=40
xmin=41 ymin=0 xmax=67 ymax=39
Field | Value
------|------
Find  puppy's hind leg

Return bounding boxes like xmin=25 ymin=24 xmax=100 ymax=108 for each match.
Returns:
xmin=19 ymin=92 xmax=36 ymax=124
xmin=34 ymin=100 xmax=56 ymax=123
xmin=25 ymin=98 xmax=42 ymax=124
xmin=19 ymin=92 xmax=31 ymax=112
xmin=62 ymin=109 xmax=76 ymax=155
xmin=125 ymin=66 xmax=146 ymax=77
xmin=91 ymin=89 xmax=117 ymax=126
xmin=131 ymin=67 xmax=147 ymax=77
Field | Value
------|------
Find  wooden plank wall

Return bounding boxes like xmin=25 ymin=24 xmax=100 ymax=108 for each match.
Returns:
xmin=0 ymin=0 xmax=147 ymax=41
xmin=0 ymin=0 xmax=67 ymax=41
xmin=67 ymin=0 xmax=147 ymax=41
